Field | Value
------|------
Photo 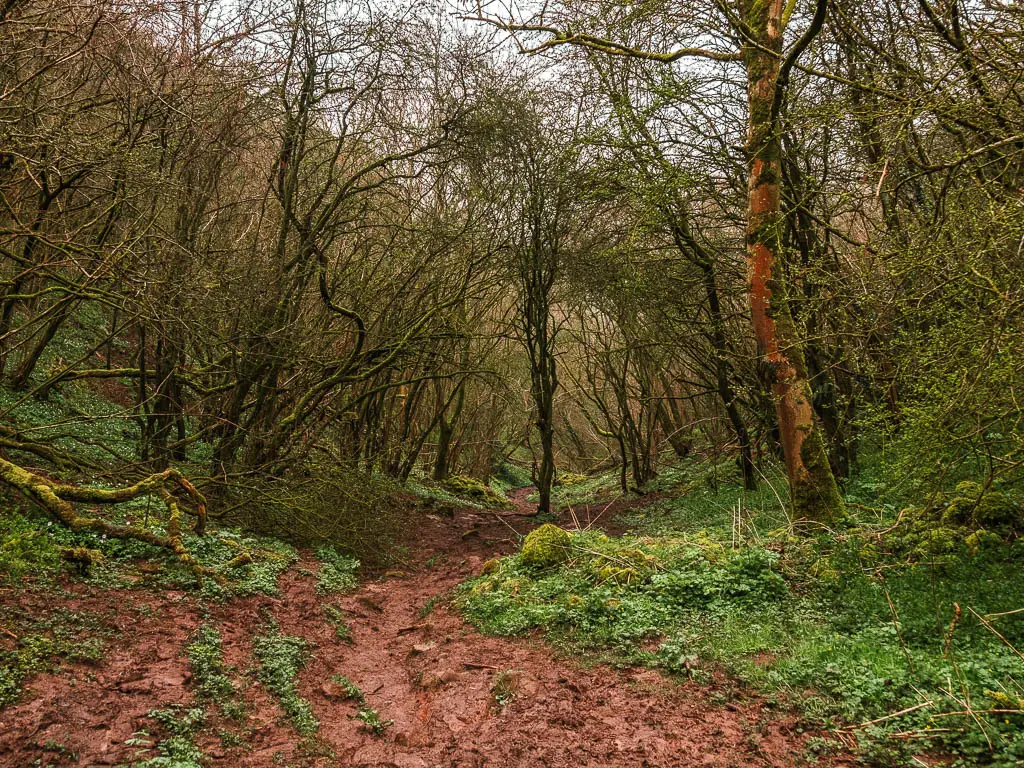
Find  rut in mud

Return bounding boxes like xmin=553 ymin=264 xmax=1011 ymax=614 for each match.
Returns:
xmin=0 ymin=496 xmax=849 ymax=767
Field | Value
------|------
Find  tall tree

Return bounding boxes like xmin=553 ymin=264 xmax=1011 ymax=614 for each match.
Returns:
xmin=467 ymin=0 xmax=845 ymax=523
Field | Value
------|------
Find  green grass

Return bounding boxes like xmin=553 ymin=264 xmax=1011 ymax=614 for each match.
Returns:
xmin=525 ymin=454 xmax=782 ymax=515
xmin=618 ymin=464 xmax=790 ymax=542
xmin=252 ymin=621 xmax=319 ymax=736
xmin=457 ymin=458 xmax=1024 ymax=766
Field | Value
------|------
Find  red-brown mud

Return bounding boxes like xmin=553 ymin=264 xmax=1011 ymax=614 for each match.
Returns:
xmin=0 ymin=497 xmax=852 ymax=767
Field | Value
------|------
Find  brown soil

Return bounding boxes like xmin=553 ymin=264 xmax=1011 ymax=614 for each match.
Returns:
xmin=0 ymin=493 xmax=853 ymax=767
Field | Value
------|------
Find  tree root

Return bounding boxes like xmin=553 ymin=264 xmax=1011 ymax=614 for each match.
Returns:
xmin=0 ymin=456 xmax=218 ymax=585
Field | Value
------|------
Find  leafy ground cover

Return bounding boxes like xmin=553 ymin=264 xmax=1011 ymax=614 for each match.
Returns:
xmin=457 ymin=457 xmax=1024 ymax=766
xmin=0 ymin=485 xmax=849 ymax=768
xmin=0 ymin=503 xmax=298 ymax=598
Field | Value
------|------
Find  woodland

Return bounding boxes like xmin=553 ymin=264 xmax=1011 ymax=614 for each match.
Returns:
xmin=0 ymin=0 xmax=1022 ymax=766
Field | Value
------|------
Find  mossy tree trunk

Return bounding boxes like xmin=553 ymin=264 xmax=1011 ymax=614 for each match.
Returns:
xmin=524 ymin=258 xmax=558 ymax=514
xmin=741 ymin=0 xmax=844 ymax=524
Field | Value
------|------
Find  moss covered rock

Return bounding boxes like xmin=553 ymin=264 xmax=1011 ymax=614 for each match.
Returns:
xmin=909 ymin=526 xmax=962 ymax=558
xmin=972 ymin=491 xmax=1020 ymax=531
xmin=890 ymin=481 xmax=1022 ymax=559
xmin=597 ymin=565 xmax=640 ymax=585
xmin=555 ymin=472 xmax=588 ymax=487
xmin=942 ymin=485 xmax=1019 ymax=531
xmin=588 ymin=546 xmax=660 ymax=580
xmin=955 ymin=480 xmax=984 ymax=498
xmin=965 ymin=528 xmax=1003 ymax=555
xmin=985 ymin=690 xmax=1024 ymax=710
xmin=520 ymin=524 xmax=572 ymax=568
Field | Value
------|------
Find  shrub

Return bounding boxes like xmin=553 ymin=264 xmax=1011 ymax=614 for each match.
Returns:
xmin=223 ymin=464 xmax=405 ymax=566
xmin=888 ymin=481 xmax=1023 ymax=558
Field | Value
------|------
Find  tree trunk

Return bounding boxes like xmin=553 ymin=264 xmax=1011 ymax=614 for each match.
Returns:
xmin=698 ymin=264 xmax=758 ymax=491
xmin=10 ymin=297 xmax=76 ymax=390
xmin=655 ymin=397 xmax=692 ymax=459
xmin=663 ymin=209 xmax=757 ymax=489
xmin=742 ymin=0 xmax=843 ymax=524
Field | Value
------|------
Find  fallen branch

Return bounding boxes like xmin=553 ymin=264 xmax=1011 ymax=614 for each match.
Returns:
xmin=0 ymin=456 xmax=215 ymax=584
xmin=0 ymin=424 xmax=100 ymax=470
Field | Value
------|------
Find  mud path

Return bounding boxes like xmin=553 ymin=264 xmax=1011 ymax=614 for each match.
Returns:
xmin=0 ymin=496 xmax=847 ymax=767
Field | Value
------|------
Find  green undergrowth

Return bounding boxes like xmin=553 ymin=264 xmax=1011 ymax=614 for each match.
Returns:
xmin=534 ymin=454 xmax=769 ymax=512
xmin=457 ymin=461 xmax=1024 ymax=766
xmin=0 ymin=504 xmax=297 ymax=597
xmin=528 ymin=470 xmax=620 ymax=509
xmin=120 ymin=626 xmax=247 ymax=766
xmin=0 ymin=607 xmax=110 ymax=708
xmin=457 ymin=528 xmax=788 ymax=658
xmin=329 ymin=675 xmax=392 ymax=735
xmin=0 ymin=305 xmax=212 ymax=469
xmin=252 ymin=620 xmax=318 ymax=736
xmin=619 ymin=465 xmax=790 ymax=541
xmin=314 ymin=547 xmax=360 ymax=594
xmin=121 ymin=705 xmax=208 ymax=768
xmin=0 ymin=383 xmax=140 ymax=467
xmin=0 ymin=502 xmax=299 ymax=711
xmin=186 ymin=625 xmax=245 ymax=721
xmin=405 ymin=474 xmax=510 ymax=511
xmin=489 ymin=459 xmax=532 ymax=493
xmin=442 ymin=474 xmax=511 ymax=507
xmin=322 ymin=604 xmax=353 ymax=643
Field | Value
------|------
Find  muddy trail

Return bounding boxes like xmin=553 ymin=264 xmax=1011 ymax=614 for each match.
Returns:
xmin=0 ymin=491 xmax=850 ymax=767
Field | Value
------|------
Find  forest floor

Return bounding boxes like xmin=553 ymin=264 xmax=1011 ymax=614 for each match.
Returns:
xmin=0 ymin=488 xmax=854 ymax=768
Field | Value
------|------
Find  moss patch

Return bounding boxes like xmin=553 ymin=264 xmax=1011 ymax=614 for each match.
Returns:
xmin=520 ymin=524 xmax=571 ymax=568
